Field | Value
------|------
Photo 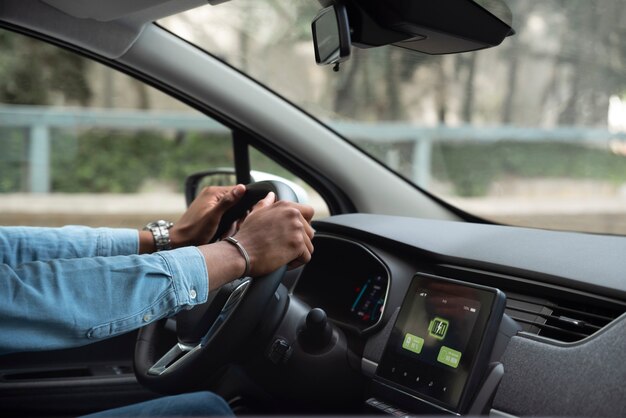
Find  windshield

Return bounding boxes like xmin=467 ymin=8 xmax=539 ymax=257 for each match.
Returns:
xmin=161 ymin=0 xmax=626 ymax=235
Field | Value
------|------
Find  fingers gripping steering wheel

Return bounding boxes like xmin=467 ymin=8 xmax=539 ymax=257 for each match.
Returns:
xmin=134 ymin=181 xmax=298 ymax=393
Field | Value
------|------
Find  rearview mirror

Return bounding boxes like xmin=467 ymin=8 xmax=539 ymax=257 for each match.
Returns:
xmin=311 ymin=3 xmax=351 ymax=67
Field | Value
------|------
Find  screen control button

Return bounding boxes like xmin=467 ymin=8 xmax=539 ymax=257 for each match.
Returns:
xmin=402 ymin=333 xmax=424 ymax=354
xmin=437 ymin=346 xmax=462 ymax=368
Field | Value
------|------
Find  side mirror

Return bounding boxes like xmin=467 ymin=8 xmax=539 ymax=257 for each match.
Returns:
xmin=184 ymin=169 xmax=310 ymax=207
xmin=311 ymin=3 xmax=351 ymax=67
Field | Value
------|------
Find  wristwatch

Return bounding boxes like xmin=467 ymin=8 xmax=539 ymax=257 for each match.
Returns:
xmin=143 ymin=220 xmax=174 ymax=251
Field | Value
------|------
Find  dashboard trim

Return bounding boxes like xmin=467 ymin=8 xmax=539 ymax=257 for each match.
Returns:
xmin=314 ymin=214 xmax=626 ymax=300
xmin=373 ymin=379 xmax=461 ymax=416
xmin=361 ymin=357 xmax=378 ymax=378
xmin=437 ymin=264 xmax=626 ymax=309
xmin=493 ymin=313 xmax=626 ymax=417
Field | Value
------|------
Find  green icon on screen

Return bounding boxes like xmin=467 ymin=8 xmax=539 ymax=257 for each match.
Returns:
xmin=428 ymin=317 xmax=449 ymax=340
xmin=402 ymin=333 xmax=424 ymax=354
xmin=437 ymin=346 xmax=462 ymax=368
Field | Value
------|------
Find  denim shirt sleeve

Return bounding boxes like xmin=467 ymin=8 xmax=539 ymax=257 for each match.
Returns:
xmin=0 ymin=226 xmax=139 ymax=266
xmin=0 ymin=227 xmax=209 ymax=356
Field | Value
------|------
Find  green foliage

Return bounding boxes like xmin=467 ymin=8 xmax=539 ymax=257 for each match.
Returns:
xmin=48 ymin=130 xmax=233 ymax=193
xmin=0 ymin=128 xmax=27 ymax=192
xmin=431 ymin=141 xmax=626 ymax=197
xmin=0 ymin=32 xmax=91 ymax=105
xmin=433 ymin=144 xmax=500 ymax=196
xmin=249 ymin=148 xmax=292 ymax=179
xmin=4 ymin=127 xmax=624 ymax=198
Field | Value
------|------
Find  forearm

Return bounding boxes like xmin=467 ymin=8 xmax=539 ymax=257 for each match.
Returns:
xmin=198 ymin=241 xmax=247 ymax=291
xmin=138 ymin=230 xmax=157 ymax=254
xmin=0 ymin=226 xmax=139 ymax=266
xmin=0 ymin=247 xmax=208 ymax=355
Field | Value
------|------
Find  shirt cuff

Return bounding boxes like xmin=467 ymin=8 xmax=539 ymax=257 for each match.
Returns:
xmin=96 ymin=228 xmax=140 ymax=256
xmin=156 ymin=247 xmax=209 ymax=306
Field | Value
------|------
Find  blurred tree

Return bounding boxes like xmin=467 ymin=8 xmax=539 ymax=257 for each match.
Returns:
xmin=553 ymin=0 xmax=626 ymax=126
xmin=0 ymin=32 xmax=91 ymax=105
xmin=460 ymin=54 xmax=477 ymax=123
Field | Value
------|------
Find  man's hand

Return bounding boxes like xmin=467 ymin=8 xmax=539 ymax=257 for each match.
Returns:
xmin=234 ymin=192 xmax=315 ymax=275
xmin=170 ymin=184 xmax=246 ymax=248
xmin=197 ymin=192 xmax=315 ymax=290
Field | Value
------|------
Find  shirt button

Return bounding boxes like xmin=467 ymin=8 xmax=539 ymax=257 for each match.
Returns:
xmin=189 ymin=289 xmax=197 ymax=299
xmin=143 ymin=314 xmax=151 ymax=322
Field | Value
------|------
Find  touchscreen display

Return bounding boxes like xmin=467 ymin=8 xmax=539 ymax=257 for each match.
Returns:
xmin=400 ymin=289 xmax=481 ymax=370
xmin=376 ymin=274 xmax=504 ymax=413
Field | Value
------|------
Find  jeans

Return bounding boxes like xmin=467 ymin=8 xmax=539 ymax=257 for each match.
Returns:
xmin=82 ymin=391 xmax=234 ymax=417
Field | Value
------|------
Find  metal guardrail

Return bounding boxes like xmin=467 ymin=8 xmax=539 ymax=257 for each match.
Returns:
xmin=0 ymin=106 xmax=228 ymax=193
xmin=1 ymin=105 xmax=625 ymax=193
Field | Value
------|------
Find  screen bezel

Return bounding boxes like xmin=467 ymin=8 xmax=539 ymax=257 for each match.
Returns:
xmin=375 ymin=273 xmax=505 ymax=414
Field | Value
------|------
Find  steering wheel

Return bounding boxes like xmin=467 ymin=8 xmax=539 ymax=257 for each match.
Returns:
xmin=134 ymin=180 xmax=298 ymax=393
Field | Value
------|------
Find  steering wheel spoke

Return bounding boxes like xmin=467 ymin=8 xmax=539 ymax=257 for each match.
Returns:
xmin=148 ymin=279 xmax=251 ymax=377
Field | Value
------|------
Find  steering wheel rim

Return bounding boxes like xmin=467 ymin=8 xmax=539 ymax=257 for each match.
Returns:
xmin=134 ymin=180 xmax=298 ymax=394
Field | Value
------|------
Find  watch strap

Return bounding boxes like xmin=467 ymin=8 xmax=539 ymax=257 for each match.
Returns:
xmin=143 ymin=220 xmax=174 ymax=251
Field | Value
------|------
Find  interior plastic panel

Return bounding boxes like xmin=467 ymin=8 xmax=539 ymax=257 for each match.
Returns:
xmin=315 ymin=214 xmax=626 ymax=299
xmin=494 ymin=314 xmax=626 ymax=417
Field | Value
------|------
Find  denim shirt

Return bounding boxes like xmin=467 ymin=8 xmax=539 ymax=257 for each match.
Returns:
xmin=0 ymin=226 xmax=209 ymax=355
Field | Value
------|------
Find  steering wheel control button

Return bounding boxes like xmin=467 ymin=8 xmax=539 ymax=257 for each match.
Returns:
xmin=189 ymin=289 xmax=197 ymax=299
xmin=267 ymin=338 xmax=292 ymax=364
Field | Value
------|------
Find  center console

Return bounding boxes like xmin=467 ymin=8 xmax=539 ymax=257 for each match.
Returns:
xmin=368 ymin=273 xmax=516 ymax=415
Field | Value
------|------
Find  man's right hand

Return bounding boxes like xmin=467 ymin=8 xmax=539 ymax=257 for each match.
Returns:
xmin=197 ymin=192 xmax=315 ymax=290
xmin=232 ymin=192 xmax=315 ymax=277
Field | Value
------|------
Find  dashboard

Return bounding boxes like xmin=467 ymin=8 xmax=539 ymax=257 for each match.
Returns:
xmin=280 ymin=214 xmax=626 ymax=417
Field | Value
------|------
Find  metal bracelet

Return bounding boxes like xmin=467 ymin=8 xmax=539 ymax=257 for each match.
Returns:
xmin=223 ymin=236 xmax=251 ymax=278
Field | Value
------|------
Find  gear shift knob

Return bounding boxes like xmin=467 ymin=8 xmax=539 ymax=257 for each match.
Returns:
xmin=299 ymin=308 xmax=333 ymax=351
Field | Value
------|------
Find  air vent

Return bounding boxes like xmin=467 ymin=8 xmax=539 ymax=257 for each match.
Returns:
xmin=505 ymin=292 xmax=623 ymax=342
xmin=433 ymin=264 xmax=626 ymax=343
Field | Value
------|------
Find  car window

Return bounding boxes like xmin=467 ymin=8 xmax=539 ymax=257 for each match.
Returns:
xmin=160 ymin=0 xmax=626 ymax=235
xmin=249 ymin=148 xmax=330 ymax=218
xmin=0 ymin=29 xmax=233 ymax=228
xmin=0 ymin=28 xmax=330 ymax=227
